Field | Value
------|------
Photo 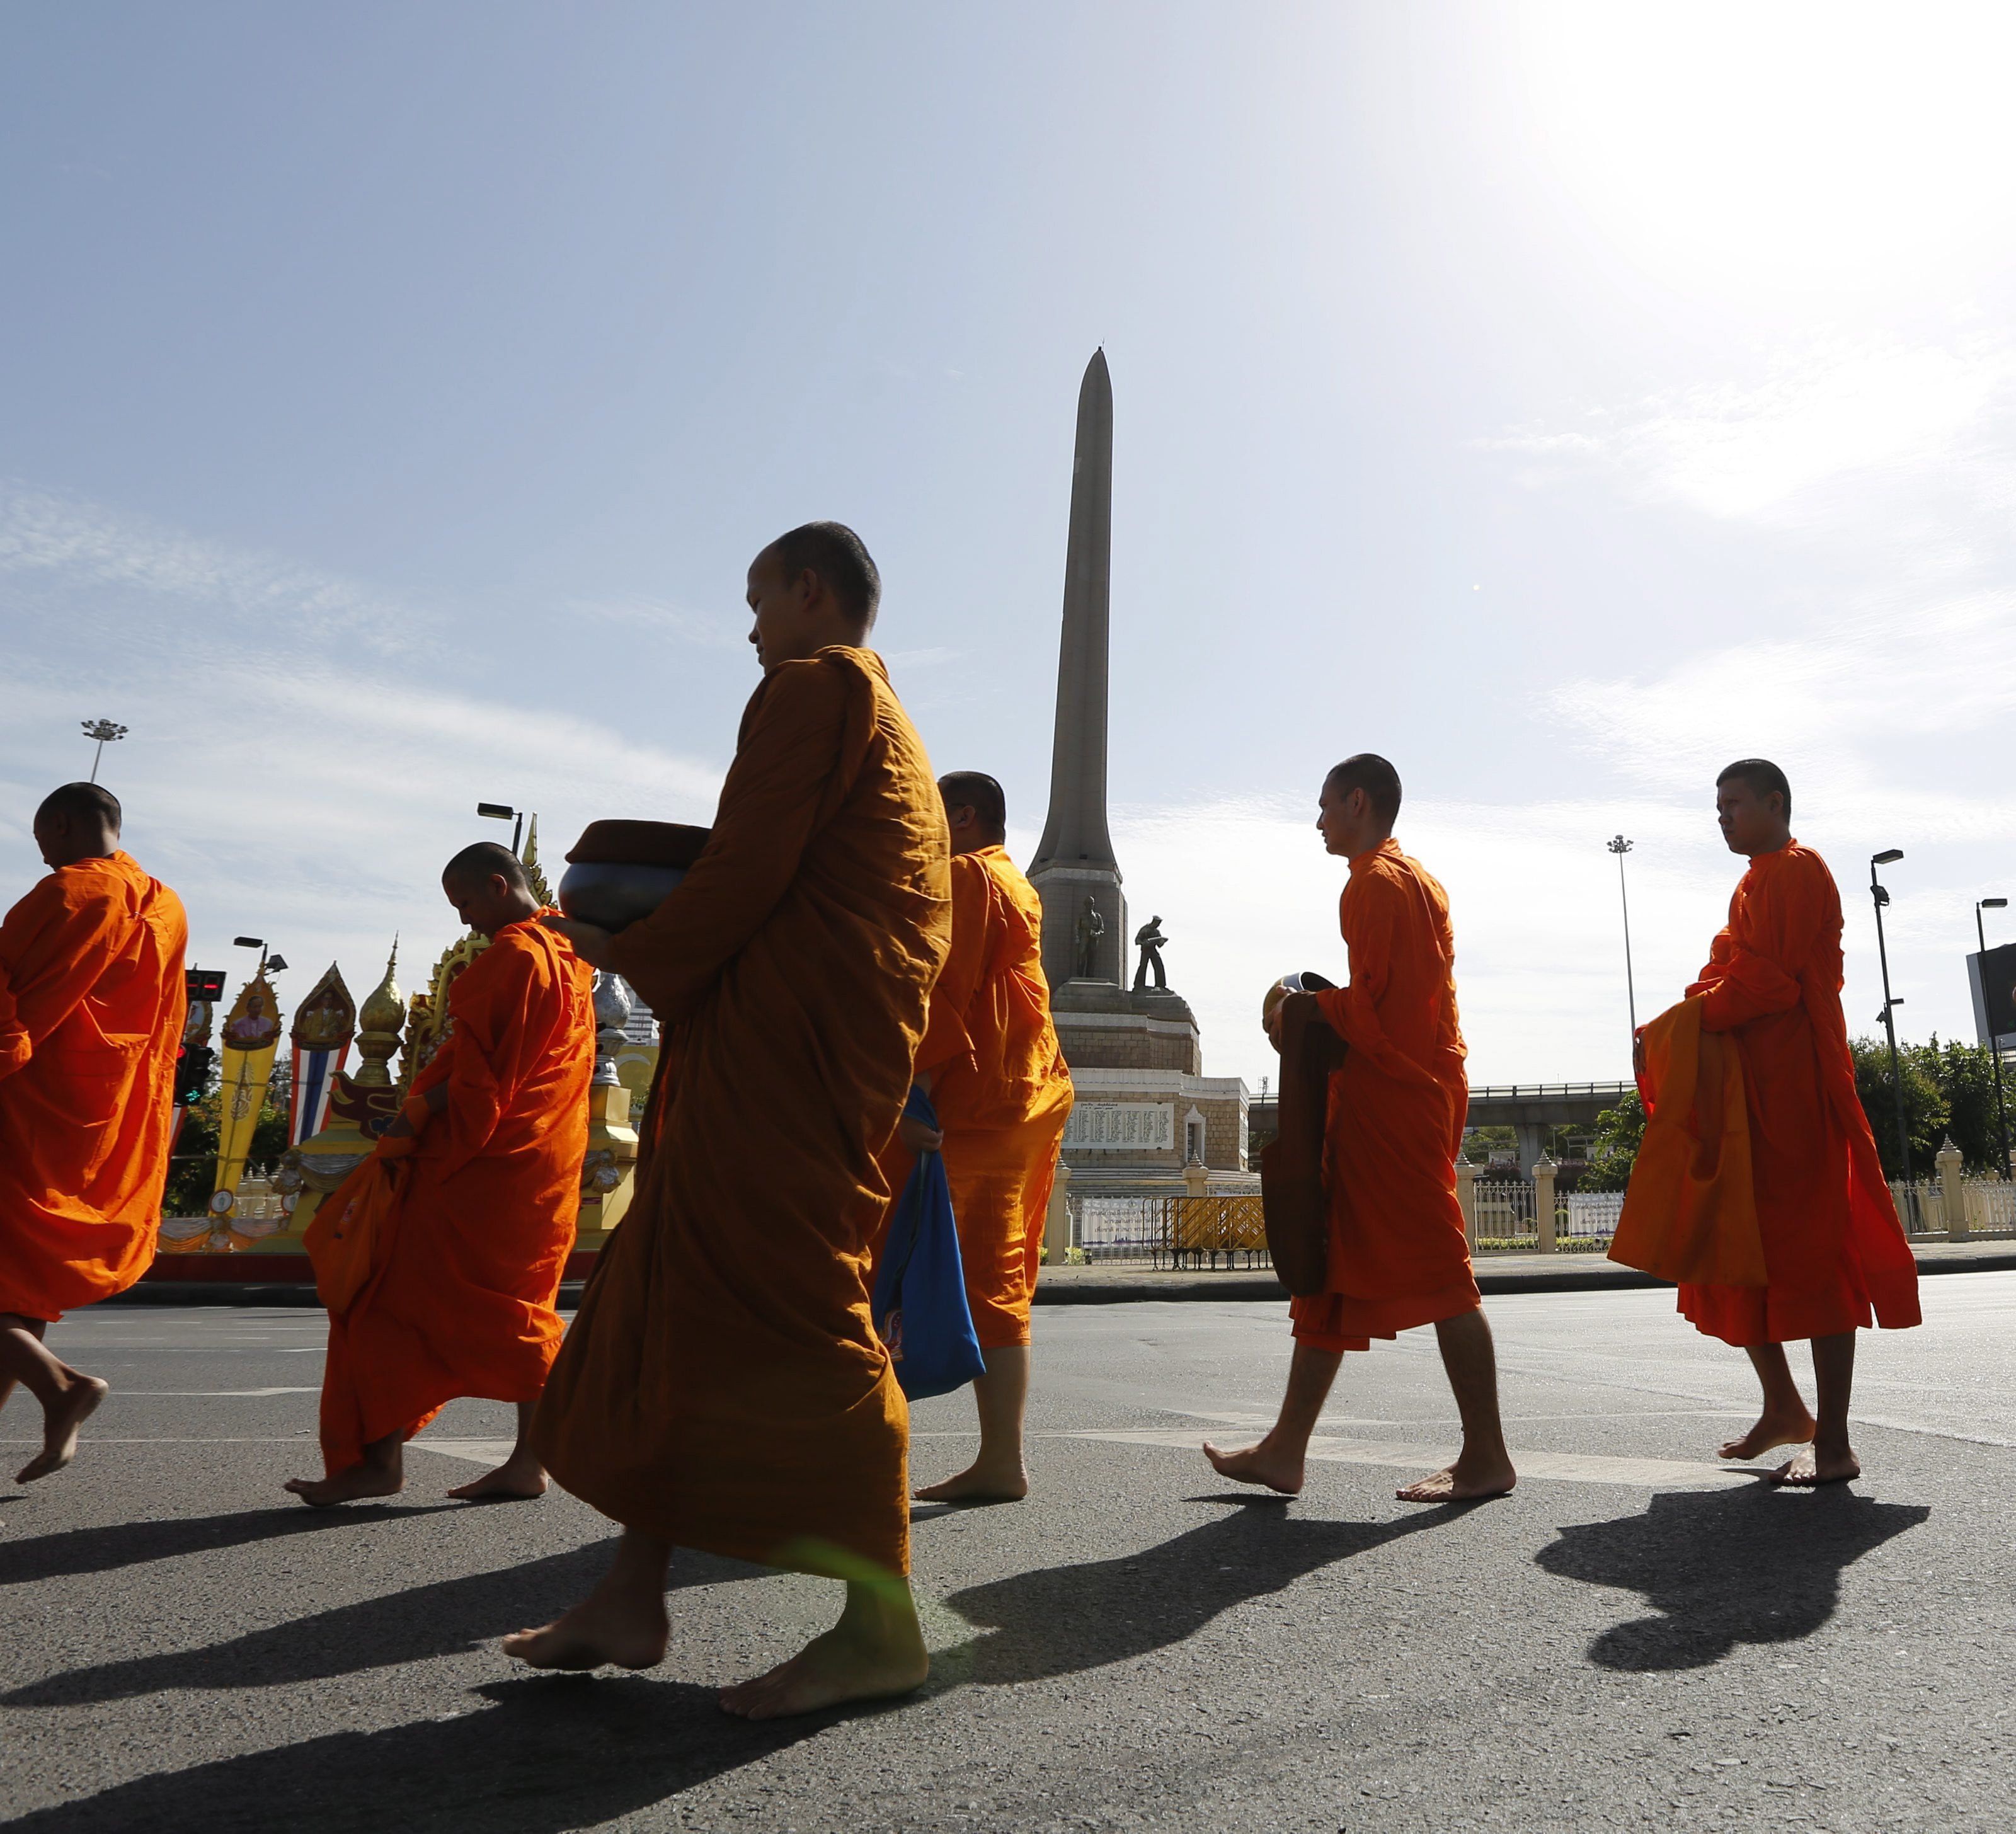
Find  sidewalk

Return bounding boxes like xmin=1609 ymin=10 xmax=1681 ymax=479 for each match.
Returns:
xmin=1029 ymin=1236 xmax=2016 ymax=1306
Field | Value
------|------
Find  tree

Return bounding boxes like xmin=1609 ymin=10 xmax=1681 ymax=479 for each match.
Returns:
xmin=1577 ymin=1093 xmax=1645 ymax=1193
xmin=1848 ymin=1036 xmax=1947 ymax=1181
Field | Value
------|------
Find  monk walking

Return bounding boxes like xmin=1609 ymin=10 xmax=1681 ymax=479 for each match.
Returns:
xmin=286 ymin=843 xmax=594 ymax=1506
xmin=511 ymin=521 xmax=952 ymax=1720
xmin=1205 ymin=755 xmax=1516 ymax=1504
xmin=0 ymin=783 xmax=186 ymax=1482
xmin=1627 ymin=760 xmax=1918 ymax=1485
xmin=879 ymin=771 xmax=1072 ymax=1502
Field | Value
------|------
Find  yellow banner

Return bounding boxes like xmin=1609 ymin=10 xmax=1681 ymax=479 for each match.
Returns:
xmin=213 ymin=971 xmax=284 ymax=1197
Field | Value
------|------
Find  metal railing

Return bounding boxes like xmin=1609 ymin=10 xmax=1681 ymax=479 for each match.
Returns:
xmin=1470 ymin=1178 xmax=1537 ymax=1250
xmin=1073 ymin=1195 xmax=1270 ymax=1269
xmin=1468 ymin=1082 xmax=1634 ymax=1102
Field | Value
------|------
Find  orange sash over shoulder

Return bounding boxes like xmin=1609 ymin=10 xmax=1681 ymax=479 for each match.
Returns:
xmin=1609 ymin=997 xmax=1765 ymax=1287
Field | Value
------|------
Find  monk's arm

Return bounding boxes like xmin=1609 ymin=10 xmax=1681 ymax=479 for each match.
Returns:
xmin=911 ymin=854 xmax=990 ymax=1083
xmin=1313 ymin=874 xmax=1399 ymax=1054
xmin=609 ymin=658 xmax=856 ymax=1021
xmin=0 ymin=881 xmax=131 ymax=1083
xmin=1696 ymin=868 xmax=1822 ymax=1032
xmin=401 ymin=942 xmax=547 ymax=1172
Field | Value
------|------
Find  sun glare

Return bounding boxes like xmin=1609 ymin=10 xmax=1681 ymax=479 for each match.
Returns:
xmin=1513 ymin=4 xmax=2016 ymax=305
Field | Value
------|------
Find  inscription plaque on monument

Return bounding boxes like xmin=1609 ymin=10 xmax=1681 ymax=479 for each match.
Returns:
xmin=1063 ymin=1101 xmax=1176 ymax=1152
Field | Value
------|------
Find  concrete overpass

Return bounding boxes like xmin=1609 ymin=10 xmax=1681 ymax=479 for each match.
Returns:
xmin=1465 ymin=1082 xmax=1635 ymax=1175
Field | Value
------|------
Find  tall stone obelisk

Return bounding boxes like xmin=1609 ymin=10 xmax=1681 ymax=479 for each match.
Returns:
xmin=1028 ymin=348 xmax=1127 ymax=991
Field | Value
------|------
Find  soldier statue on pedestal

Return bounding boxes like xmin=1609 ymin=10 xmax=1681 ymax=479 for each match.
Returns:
xmin=1133 ymin=915 xmax=1168 ymax=992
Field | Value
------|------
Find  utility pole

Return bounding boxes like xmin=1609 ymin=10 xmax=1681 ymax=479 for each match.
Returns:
xmin=1978 ymin=897 xmax=2011 ymax=1179
xmin=81 ymin=719 xmax=127 ymax=782
xmin=1870 ymin=849 xmax=1910 ymax=1178
xmin=1607 ymin=836 xmax=1639 ymax=1045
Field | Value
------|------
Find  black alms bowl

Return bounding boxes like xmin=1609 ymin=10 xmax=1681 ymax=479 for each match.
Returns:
xmin=556 ymin=861 xmax=688 ymax=933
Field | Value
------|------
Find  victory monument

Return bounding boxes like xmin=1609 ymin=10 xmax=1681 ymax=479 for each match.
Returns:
xmin=1029 ymin=350 xmax=1251 ymax=1188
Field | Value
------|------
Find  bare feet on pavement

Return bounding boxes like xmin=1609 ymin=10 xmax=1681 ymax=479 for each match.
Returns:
xmin=283 ymin=1463 xmax=403 ymax=1508
xmin=1395 ymin=1455 xmax=1516 ymax=1503
xmin=718 ymin=1614 xmax=929 ymax=1720
xmin=447 ymin=1455 xmax=549 ymax=1502
xmin=914 ymin=1460 xmax=1028 ymax=1503
xmin=1201 ymin=1437 xmax=1305 ymax=1496
xmin=16 ymin=1376 xmax=108 ymax=1483
xmin=1719 ymin=1406 xmax=1818 ymax=1462
xmin=1769 ymin=1443 xmax=1860 ymax=1486
xmin=503 ymin=1588 xmax=670 ymax=1672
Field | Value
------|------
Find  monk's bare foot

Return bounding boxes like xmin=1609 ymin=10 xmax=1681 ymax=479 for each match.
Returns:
xmin=1719 ymin=1406 xmax=1818 ymax=1462
xmin=447 ymin=1455 xmax=549 ymax=1502
xmin=1201 ymin=1436 xmax=1304 ymax=1496
xmin=718 ymin=1594 xmax=928 ymax=1720
xmin=503 ymin=1589 xmax=669 ymax=1672
xmin=16 ymin=1376 xmax=108 ymax=1482
xmin=1396 ymin=1455 xmax=1517 ymax=1504
xmin=914 ymin=1460 xmax=1028 ymax=1503
xmin=1769 ymin=1442 xmax=1860 ymax=1487
xmin=283 ymin=1463 xmax=403 ymax=1508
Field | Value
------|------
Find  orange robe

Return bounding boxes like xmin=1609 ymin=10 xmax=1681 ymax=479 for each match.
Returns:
xmin=1290 ymin=838 xmax=1478 ymax=1351
xmin=535 ymin=647 xmax=951 ymax=1578
xmin=316 ymin=915 xmax=594 ymax=1476
xmin=876 ymin=844 xmax=1073 ymax=1350
xmin=0 ymin=852 xmax=186 ymax=1322
xmin=1674 ymin=842 xmax=1919 ymax=1347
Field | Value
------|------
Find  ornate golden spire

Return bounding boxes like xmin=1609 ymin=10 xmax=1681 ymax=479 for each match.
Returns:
xmin=521 ymin=813 xmax=554 ymax=906
xmin=353 ymin=937 xmax=404 ymax=1087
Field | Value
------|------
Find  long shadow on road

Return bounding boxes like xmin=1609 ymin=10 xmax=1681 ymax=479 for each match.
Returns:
xmin=6 ymin=1675 xmax=820 ymax=1834
xmin=3 ymin=1540 xmax=767 ymax=1706
xmin=0 ymin=1502 xmax=459 ymax=1586
xmin=1537 ymin=1484 xmax=1930 ymax=1670
xmin=935 ymin=1498 xmax=1460 ymax=1685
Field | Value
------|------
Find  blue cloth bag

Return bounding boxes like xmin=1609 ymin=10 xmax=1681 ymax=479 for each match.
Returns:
xmin=871 ymin=1087 xmax=987 ymax=1401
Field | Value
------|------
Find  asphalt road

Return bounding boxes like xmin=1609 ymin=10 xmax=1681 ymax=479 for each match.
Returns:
xmin=3 ymin=1278 xmax=2013 ymax=1832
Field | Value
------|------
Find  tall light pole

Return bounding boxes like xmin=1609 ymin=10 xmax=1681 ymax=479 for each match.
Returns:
xmin=1607 ymin=835 xmax=1639 ymax=1046
xmin=477 ymin=801 xmax=525 ymax=857
xmin=1870 ymin=849 xmax=1910 ymax=1179
xmin=81 ymin=719 xmax=127 ymax=782
xmin=1978 ymin=897 xmax=2011 ymax=1179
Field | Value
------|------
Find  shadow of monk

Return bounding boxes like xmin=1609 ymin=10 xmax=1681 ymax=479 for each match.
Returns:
xmin=5 ymin=1676 xmax=818 ymax=1834
xmin=1537 ymin=1486 xmax=1930 ymax=1671
xmin=935 ymin=1501 xmax=1458 ymax=1687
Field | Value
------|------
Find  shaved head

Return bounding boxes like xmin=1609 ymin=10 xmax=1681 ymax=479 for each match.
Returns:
xmin=37 ymin=781 xmax=122 ymax=833
xmin=939 ymin=771 xmax=1006 ymax=843
xmin=442 ymin=842 xmax=530 ymax=891
xmin=1717 ymin=757 xmax=1791 ymax=818
xmin=760 ymin=522 xmax=881 ymax=633
xmin=1324 ymin=754 xmax=1402 ymax=826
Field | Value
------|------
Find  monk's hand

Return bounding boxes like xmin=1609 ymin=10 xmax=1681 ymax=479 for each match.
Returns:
xmin=1632 ymin=1031 xmax=1647 ymax=1080
xmin=898 ymin=1113 xmax=943 ymax=1154
xmin=542 ymin=914 xmax=615 ymax=969
xmin=377 ymin=1113 xmax=415 ymax=1141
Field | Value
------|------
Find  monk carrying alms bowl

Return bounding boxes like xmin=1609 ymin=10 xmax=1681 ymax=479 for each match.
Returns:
xmin=558 ymin=820 xmax=712 ymax=932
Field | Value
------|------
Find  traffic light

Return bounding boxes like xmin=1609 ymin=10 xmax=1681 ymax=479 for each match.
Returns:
xmin=174 ymin=1045 xmax=215 ymax=1107
xmin=186 ymin=968 xmax=226 ymax=1004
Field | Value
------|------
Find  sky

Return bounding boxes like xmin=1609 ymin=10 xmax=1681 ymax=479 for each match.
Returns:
xmin=4 ymin=1 xmax=2014 ymax=1092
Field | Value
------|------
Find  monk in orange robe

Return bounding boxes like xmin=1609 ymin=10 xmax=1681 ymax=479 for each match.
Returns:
xmin=1644 ymin=759 xmax=1919 ymax=1486
xmin=285 ymin=842 xmax=594 ymax=1506
xmin=0 ymin=782 xmax=186 ymax=1482
xmin=511 ymin=520 xmax=952 ymax=1721
xmin=876 ymin=769 xmax=1072 ymax=1502
xmin=1205 ymin=755 xmax=1516 ymax=1503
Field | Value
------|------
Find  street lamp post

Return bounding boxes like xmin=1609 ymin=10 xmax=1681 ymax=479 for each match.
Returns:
xmin=1869 ymin=849 xmax=1910 ymax=1179
xmin=1978 ymin=897 xmax=2012 ymax=1179
xmin=81 ymin=719 xmax=128 ymax=782
xmin=1607 ymin=835 xmax=1639 ymax=1048
xmin=477 ymin=801 xmax=525 ymax=857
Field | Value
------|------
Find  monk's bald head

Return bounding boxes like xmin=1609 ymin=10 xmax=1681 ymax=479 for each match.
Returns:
xmin=33 ymin=781 xmax=122 ymax=869
xmin=939 ymin=771 xmax=1005 ymax=855
xmin=1317 ymin=754 xmax=1400 ymax=859
xmin=442 ymin=842 xmax=538 ymax=937
xmin=1715 ymin=757 xmax=1793 ymax=858
xmin=747 ymin=522 xmax=882 ymax=673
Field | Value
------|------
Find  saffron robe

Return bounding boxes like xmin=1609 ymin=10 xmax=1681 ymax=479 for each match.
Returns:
xmin=877 ymin=844 xmax=1073 ymax=1350
xmin=1290 ymin=838 xmax=1479 ymax=1350
xmin=535 ymin=647 xmax=951 ymax=1578
xmin=315 ymin=915 xmax=594 ymax=1475
xmin=1673 ymin=842 xmax=1919 ymax=1346
xmin=0 ymin=852 xmax=186 ymax=1322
